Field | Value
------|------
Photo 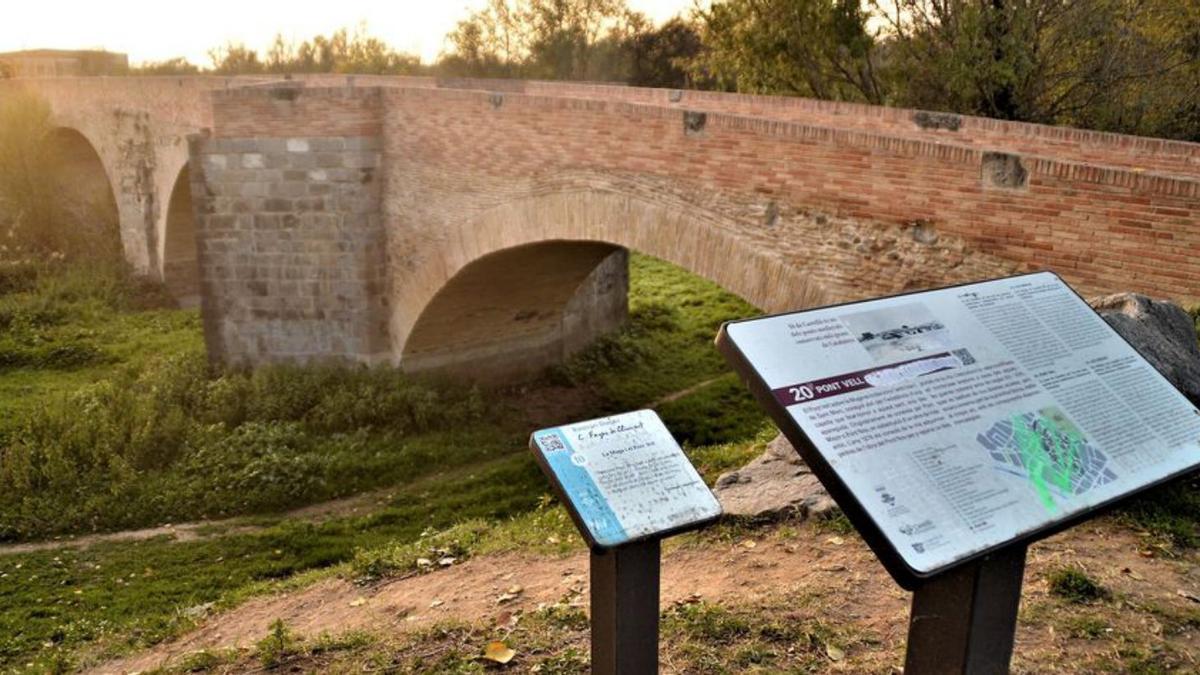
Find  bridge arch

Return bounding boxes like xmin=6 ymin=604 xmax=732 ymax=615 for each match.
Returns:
xmin=394 ymin=189 xmax=832 ymax=382
xmin=162 ymin=164 xmax=200 ymax=306
xmin=45 ymin=126 xmax=120 ymax=259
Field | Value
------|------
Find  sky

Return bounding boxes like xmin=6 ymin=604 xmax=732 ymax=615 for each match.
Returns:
xmin=1 ymin=0 xmax=697 ymax=67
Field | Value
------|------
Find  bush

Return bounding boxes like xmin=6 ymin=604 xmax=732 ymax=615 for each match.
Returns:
xmin=1048 ymin=567 xmax=1110 ymax=603
xmin=0 ymin=345 xmax=491 ymax=539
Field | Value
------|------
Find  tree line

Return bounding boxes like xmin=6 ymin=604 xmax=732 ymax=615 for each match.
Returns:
xmin=123 ymin=1 xmax=1200 ymax=141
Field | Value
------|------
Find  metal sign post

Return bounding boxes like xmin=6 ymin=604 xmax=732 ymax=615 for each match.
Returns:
xmin=904 ymin=545 xmax=1027 ymax=674
xmin=590 ymin=539 xmax=661 ymax=675
xmin=530 ymin=410 xmax=722 ymax=675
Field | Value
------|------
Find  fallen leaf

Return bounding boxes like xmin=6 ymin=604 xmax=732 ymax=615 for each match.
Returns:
xmin=430 ymin=599 xmax=444 ymax=608
xmin=349 ymin=597 xmax=366 ymax=607
xmin=826 ymin=644 xmax=845 ymax=661
xmin=740 ymin=540 xmax=757 ymax=550
xmin=416 ymin=558 xmax=433 ymax=568
xmin=439 ymin=557 xmax=457 ymax=567
xmin=507 ymin=585 xmax=524 ymax=595
xmin=1177 ymin=590 xmax=1200 ymax=603
xmin=497 ymin=593 xmax=519 ymax=604
xmin=826 ymin=536 xmax=845 ymax=546
xmin=483 ymin=641 xmax=516 ymax=664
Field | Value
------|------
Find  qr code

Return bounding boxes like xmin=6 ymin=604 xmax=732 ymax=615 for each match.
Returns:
xmin=538 ymin=434 xmax=565 ymax=452
xmin=952 ymin=348 xmax=976 ymax=366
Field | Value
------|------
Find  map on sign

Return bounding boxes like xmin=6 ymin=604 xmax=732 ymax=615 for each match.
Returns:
xmin=717 ymin=271 xmax=1200 ymax=582
xmin=530 ymin=410 xmax=722 ymax=549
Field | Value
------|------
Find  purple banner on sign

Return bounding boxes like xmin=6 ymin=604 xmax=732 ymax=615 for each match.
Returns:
xmin=771 ymin=352 xmax=959 ymax=407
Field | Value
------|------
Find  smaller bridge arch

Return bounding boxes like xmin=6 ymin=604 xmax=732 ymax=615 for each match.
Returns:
xmin=162 ymin=164 xmax=200 ymax=306
xmin=44 ymin=126 xmax=121 ymax=259
xmin=394 ymin=189 xmax=832 ymax=381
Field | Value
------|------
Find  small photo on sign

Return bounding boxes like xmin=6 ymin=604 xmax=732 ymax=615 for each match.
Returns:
xmin=840 ymin=302 xmax=951 ymax=363
xmin=530 ymin=410 xmax=722 ymax=550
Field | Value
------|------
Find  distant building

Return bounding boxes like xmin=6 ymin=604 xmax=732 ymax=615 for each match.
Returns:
xmin=0 ymin=49 xmax=128 ymax=77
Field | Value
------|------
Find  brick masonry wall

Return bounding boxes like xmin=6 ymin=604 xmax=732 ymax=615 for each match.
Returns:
xmin=437 ymin=78 xmax=1200 ymax=177
xmin=18 ymin=76 xmax=1195 ymax=370
xmin=190 ymin=131 xmax=388 ymax=365
xmin=379 ymin=86 xmax=1199 ymax=314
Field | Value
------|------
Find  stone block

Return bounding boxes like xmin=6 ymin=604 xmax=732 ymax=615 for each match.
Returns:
xmin=316 ymin=153 xmax=344 ymax=169
xmin=286 ymin=138 xmax=311 ymax=153
xmin=344 ymin=137 xmax=381 ymax=151
xmin=344 ymin=153 xmax=378 ymax=169
xmin=309 ymin=138 xmax=346 ymax=152
xmin=242 ymin=153 xmax=265 ymax=169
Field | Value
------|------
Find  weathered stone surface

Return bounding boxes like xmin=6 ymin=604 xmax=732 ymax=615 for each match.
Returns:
xmin=1090 ymin=293 xmax=1200 ymax=404
xmin=714 ymin=434 xmax=837 ymax=520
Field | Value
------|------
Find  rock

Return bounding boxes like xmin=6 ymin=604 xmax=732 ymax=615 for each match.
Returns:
xmin=1089 ymin=293 xmax=1200 ymax=404
xmin=714 ymin=434 xmax=837 ymax=520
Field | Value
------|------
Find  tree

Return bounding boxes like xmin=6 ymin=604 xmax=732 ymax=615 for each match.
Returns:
xmin=265 ymin=28 xmax=421 ymax=75
xmin=208 ymin=43 xmax=265 ymax=75
xmin=439 ymin=0 xmax=644 ymax=81
xmin=628 ymin=16 xmax=705 ymax=88
xmin=690 ymin=0 xmax=1200 ymax=140
xmin=690 ymin=0 xmax=886 ymax=102
xmin=873 ymin=0 xmax=1200 ymax=132
xmin=131 ymin=57 xmax=200 ymax=76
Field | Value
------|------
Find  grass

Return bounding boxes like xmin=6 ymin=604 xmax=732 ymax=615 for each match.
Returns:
xmin=3 ymin=250 xmax=1200 ymax=672
xmin=0 ymin=252 xmax=773 ymax=670
xmin=1047 ymin=567 xmax=1110 ymax=603
xmin=0 ymin=253 xmax=770 ymax=542
xmin=0 ymin=452 xmax=554 ymax=670
xmin=136 ymin=585 xmax=869 ymax=674
xmin=547 ymin=254 xmax=765 ymax=446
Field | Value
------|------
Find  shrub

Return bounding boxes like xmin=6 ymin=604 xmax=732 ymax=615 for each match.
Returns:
xmin=0 ymin=343 xmax=491 ymax=538
xmin=256 ymin=619 xmax=300 ymax=668
xmin=1048 ymin=567 xmax=1110 ymax=603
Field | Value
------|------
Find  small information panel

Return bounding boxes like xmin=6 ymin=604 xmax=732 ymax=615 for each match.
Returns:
xmin=530 ymin=409 xmax=722 ymax=550
xmin=718 ymin=271 xmax=1200 ymax=585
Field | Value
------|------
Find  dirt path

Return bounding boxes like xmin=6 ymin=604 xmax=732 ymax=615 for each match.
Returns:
xmin=648 ymin=375 xmax=727 ymax=408
xmin=0 ymin=487 xmax=399 ymax=557
xmin=93 ymin=521 xmax=1200 ymax=674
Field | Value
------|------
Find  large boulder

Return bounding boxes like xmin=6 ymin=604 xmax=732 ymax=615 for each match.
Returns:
xmin=1089 ymin=293 xmax=1200 ymax=404
xmin=713 ymin=434 xmax=836 ymax=520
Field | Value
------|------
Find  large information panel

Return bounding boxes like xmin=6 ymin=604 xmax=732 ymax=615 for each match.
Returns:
xmin=718 ymin=272 xmax=1200 ymax=586
xmin=530 ymin=410 xmax=722 ymax=550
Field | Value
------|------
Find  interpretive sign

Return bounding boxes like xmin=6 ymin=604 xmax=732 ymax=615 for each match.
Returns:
xmin=718 ymin=271 xmax=1200 ymax=588
xmin=530 ymin=409 xmax=722 ymax=550
xmin=530 ymin=410 xmax=721 ymax=674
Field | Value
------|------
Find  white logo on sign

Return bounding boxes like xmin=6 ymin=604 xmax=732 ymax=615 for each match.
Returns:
xmin=789 ymin=385 xmax=814 ymax=402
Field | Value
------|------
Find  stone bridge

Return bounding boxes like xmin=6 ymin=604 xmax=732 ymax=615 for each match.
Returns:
xmin=3 ymin=75 xmax=1199 ymax=381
